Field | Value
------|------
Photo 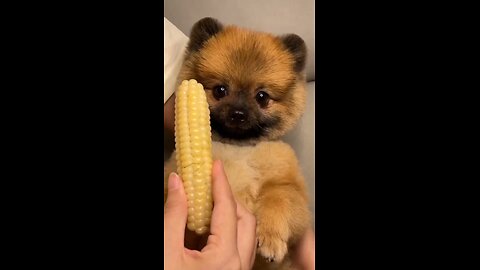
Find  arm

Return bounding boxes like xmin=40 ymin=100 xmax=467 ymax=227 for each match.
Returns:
xmin=164 ymin=93 xmax=175 ymax=133
xmin=164 ymin=17 xmax=188 ymax=133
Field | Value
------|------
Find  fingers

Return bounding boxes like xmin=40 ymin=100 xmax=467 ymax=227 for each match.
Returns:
xmin=164 ymin=172 xmax=188 ymax=249
xmin=208 ymin=160 xmax=238 ymax=246
xmin=291 ymin=227 xmax=315 ymax=270
xmin=236 ymin=200 xmax=257 ymax=269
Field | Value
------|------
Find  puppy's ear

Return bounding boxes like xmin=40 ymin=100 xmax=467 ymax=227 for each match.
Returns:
xmin=188 ymin=17 xmax=223 ymax=52
xmin=280 ymin=34 xmax=307 ymax=73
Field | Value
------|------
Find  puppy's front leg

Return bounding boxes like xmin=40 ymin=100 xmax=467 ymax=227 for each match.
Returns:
xmin=255 ymin=179 xmax=311 ymax=263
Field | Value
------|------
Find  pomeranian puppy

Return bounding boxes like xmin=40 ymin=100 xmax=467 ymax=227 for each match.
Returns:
xmin=164 ymin=17 xmax=312 ymax=269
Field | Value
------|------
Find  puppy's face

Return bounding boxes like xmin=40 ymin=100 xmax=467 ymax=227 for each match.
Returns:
xmin=178 ymin=18 xmax=307 ymax=145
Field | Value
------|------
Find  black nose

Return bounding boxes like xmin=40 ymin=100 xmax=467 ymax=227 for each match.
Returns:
xmin=229 ymin=110 xmax=247 ymax=123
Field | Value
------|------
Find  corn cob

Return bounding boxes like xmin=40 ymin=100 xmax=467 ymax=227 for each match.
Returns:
xmin=174 ymin=79 xmax=213 ymax=235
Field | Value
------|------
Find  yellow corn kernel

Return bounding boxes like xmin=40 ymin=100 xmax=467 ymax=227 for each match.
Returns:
xmin=174 ymin=79 xmax=213 ymax=235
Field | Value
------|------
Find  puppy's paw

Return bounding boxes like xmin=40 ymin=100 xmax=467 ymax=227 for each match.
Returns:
xmin=257 ymin=225 xmax=288 ymax=263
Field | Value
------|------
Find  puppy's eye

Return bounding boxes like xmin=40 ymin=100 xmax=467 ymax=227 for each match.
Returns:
xmin=256 ymin=91 xmax=270 ymax=107
xmin=213 ymin=85 xmax=228 ymax=100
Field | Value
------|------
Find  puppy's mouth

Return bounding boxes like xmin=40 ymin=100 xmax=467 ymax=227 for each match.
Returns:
xmin=210 ymin=116 xmax=263 ymax=140
xmin=210 ymin=114 xmax=280 ymax=141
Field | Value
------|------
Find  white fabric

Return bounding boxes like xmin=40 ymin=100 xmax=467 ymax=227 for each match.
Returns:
xmin=164 ymin=17 xmax=189 ymax=104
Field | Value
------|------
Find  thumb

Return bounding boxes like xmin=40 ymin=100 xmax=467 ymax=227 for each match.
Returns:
xmin=164 ymin=172 xmax=187 ymax=248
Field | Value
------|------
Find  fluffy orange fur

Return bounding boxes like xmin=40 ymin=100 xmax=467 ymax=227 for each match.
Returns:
xmin=165 ymin=18 xmax=312 ymax=269
xmin=179 ymin=26 xmax=307 ymax=143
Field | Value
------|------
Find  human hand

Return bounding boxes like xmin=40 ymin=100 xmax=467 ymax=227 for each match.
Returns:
xmin=164 ymin=160 xmax=257 ymax=270
xmin=290 ymin=227 xmax=315 ymax=270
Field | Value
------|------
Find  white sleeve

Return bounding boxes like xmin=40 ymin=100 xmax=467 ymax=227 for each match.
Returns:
xmin=164 ymin=17 xmax=189 ymax=104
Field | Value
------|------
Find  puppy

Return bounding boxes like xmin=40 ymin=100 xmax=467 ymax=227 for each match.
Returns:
xmin=164 ymin=17 xmax=312 ymax=269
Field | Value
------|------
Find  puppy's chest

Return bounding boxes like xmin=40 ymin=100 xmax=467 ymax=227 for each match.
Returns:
xmin=212 ymin=142 xmax=261 ymax=210
xmin=212 ymin=142 xmax=259 ymax=190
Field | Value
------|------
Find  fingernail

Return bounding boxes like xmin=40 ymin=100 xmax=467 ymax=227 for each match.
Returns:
xmin=168 ymin=173 xmax=180 ymax=190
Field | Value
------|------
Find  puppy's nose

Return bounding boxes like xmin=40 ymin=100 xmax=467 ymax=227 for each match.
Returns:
xmin=229 ymin=110 xmax=247 ymax=123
